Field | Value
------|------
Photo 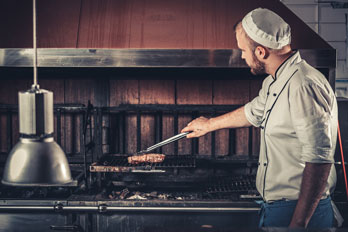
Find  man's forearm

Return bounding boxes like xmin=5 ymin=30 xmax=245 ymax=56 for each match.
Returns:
xmin=181 ymin=106 xmax=252 ymax=138
xmin=289 ymin=162 xmax=332 ymax=228
xmin=208 ymin=106 xmax=252 ymax=131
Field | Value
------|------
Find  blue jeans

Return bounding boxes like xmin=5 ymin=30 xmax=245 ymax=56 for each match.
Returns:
xmin=257 ymin=196 xmax=334 ymax=228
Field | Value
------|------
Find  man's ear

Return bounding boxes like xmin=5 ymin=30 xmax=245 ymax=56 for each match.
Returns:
xmin=254 ymin=46 xmax=269 ymax=60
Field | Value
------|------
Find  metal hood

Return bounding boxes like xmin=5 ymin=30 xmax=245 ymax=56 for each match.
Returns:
xmin=0 ymin=0 xmax=336 ymax=87
xmin=0 ymin=0 xmax=332 ymax=49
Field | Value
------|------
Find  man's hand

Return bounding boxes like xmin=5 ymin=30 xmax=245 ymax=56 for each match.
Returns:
xmin=180 ymin=106 xmax=252 ymax=139
xmin=181 ymin=116 xmax=211 ymax=138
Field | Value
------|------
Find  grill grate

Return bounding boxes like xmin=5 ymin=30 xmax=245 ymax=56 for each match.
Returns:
xmin=90 ymin=155 xmax=196 ymax=172
xmin=206 ymin=175 xmax=256 ymax=194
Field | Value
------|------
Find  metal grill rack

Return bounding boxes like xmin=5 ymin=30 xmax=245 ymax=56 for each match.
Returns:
xmin=98 ymin=104 xmax=249 ymax=157
xmin=90 ymin=155 xmax=196 ymax=172
xmin=206 ymin=175 xmax=256 ymax=194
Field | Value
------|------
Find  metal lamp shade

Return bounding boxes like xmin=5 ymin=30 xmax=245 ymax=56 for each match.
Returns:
xmin=1 ymin=88 xmax=72 ymax=186
xmin=2 ymin=138 xmax=72 ymax=186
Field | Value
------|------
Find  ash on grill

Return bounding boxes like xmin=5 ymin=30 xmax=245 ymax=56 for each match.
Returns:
xmin=94 ymin=175 xmax=259 ymax=201
xmin=98 ymin=188 xmax=216 ymax=201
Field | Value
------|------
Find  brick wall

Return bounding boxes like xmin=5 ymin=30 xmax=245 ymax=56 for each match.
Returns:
xmin=281 ymin=0 xmax=348 ymax=96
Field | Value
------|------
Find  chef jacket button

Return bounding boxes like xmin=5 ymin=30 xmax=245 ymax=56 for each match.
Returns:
xmin=258 ymin=162 xmax=260 ymax=166
xmin=263 ymin=163 xmax=267 ymax=166
xmin=273 ymin=93 xmax=277 ymax=96
xmin=267 ymin=92 xmax=269 ymax=96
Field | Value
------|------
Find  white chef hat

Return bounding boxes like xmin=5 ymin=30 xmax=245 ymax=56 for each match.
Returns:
xmin=242 ymin=8 xmax=291 ymax=49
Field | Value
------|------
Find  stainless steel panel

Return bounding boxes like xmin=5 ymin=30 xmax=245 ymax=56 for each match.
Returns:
xmin=0 ymin=49 xmax=336 ymax=68
xmin=96 ymin=212 xmax=259 ymax=231
xmin=0 ymin=205 xmax=259 ymax=213
xmin=0 ymin=200 xmax=261 ymax=231
xmin=0 ymin=214 xmax=67 ymax=232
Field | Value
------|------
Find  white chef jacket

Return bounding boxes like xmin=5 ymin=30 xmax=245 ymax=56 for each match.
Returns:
xmin=244 ymin=51 xmax=337 ymax=202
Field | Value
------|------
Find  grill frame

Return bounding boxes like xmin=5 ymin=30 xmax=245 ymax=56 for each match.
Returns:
xmin=90 ymin=154 xmax=196 ymax=172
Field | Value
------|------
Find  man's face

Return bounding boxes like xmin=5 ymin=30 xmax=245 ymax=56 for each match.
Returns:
xmin=236 ymin=29 xmax=266 ymax=75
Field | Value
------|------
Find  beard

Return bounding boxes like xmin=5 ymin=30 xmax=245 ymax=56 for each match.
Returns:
xmin=249 ymin=54 xmax=266 ymax=75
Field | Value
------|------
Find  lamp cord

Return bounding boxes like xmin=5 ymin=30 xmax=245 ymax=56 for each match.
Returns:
xmin=338 ymin=120 xmax=348 ymax=201
xmin=33 ymin=0 xmax=38 ymax=87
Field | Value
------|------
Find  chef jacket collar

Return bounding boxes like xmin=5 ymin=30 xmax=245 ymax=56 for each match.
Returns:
xmin=273 ymin=50 xmax=301 ymax=80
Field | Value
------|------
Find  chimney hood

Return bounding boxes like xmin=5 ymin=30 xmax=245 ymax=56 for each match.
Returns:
xmin=0 ymin=0 xmax=333 ymax=50
xmin=0 ymin=0 xmax=336 ymax=85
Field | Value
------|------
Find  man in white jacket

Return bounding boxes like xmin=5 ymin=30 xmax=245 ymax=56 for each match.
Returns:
xmin=182 ymin=8 xmax=340 ymax=228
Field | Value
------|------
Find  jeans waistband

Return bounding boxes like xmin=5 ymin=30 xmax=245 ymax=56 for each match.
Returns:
xmin=256 ymin=196 xmax=331 ymax=208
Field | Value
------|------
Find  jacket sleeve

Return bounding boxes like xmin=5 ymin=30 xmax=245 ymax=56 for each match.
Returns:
xmin=289 ymin=82 xmax=337 ymax=163
xmin=244 ymin=77 xmax=270 ymax=127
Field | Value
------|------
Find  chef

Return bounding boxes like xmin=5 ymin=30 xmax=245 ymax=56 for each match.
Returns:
xmin=181 ymin=8 xmax=342 ymax=228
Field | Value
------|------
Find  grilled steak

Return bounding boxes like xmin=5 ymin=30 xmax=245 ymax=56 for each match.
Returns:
xmin=128 ymin=153 xmax=165 ymax=164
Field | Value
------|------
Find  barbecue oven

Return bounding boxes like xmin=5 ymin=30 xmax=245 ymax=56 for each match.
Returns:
xmin=0 ymin=0 xmax=347 ymax=231
xmin=0 ymin=103 xmax=262 ymax=231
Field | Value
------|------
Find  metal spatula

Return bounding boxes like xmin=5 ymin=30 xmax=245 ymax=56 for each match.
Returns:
xmin=135 ymin=132 xmax=190 ymax=155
